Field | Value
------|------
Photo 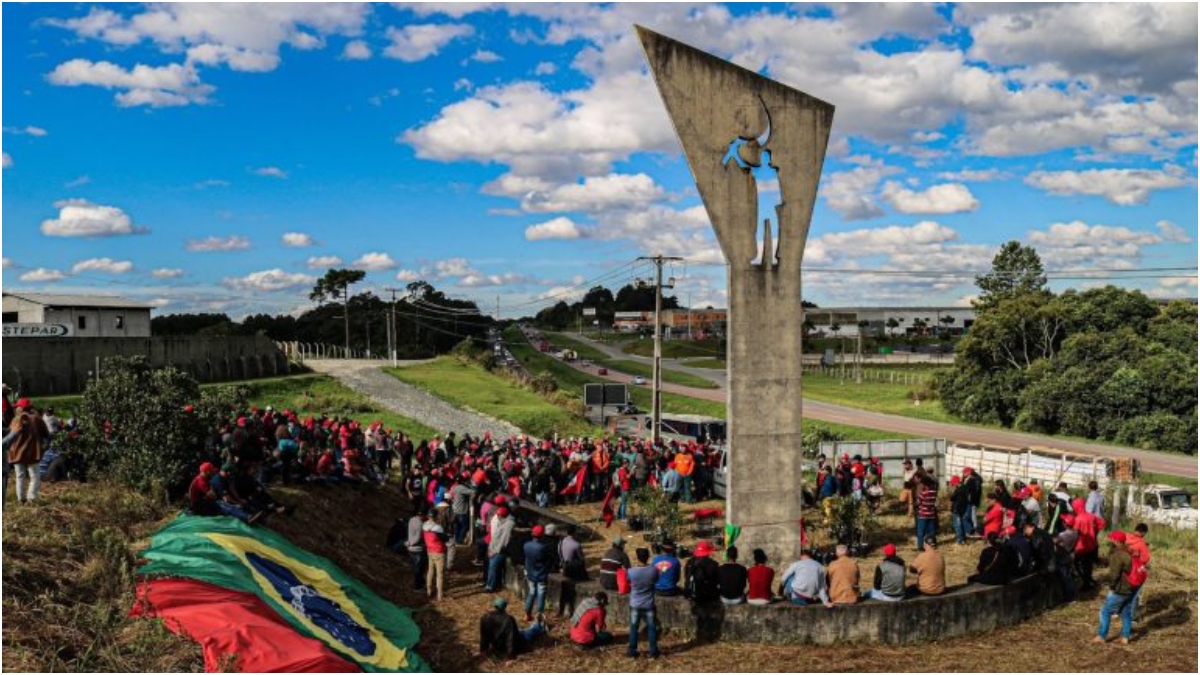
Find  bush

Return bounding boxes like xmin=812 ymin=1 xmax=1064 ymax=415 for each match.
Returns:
xmin=73 ymin=356 xmax=207 ymax=497
xmin=1117 ymin=413 xmax=1198 ymax=455
xmin=529 ymin=371 xmax=558 ymax=395
xmin=801 ymin=424 xmax=845 ymax=458
xmin=630 ymin=486 xmax=687 ymax=545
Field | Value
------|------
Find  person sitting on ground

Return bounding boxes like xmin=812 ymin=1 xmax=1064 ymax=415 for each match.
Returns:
xmin=908 ymin=536 xmax=946 ymax=596
xmin=598 ymin=536 xmax=630 ymax=592
xmin=968 ymin=533 xmax=1013 ymax=585
xmin=230 ymin=462 xmax=293 ymax=524
xmin=780 ymin=549 xmax=834 ymax=608
xmin=717 ymin=546 xmax=749 ymax=605
xmin=1003 ymin=524 xmax=1033 ymax=576
xmin=684 ymin=540 xmax=721 ymax=602
xmin=747 ymin=548 xmax=776 ymax=605
xmin=569 ymin=591 xmax=613 ymax=648
xmin=188 ymin=462 xmax=222 ymax=516
xmin=651 ymin=541 xmax=683 ymax=597
xmin=1022 ymin=520 xmax=1055 ymax=573
xmin=826 ymin=544 xmax=860 ymax=605
xmin=479 ymin=597 xmax=545 ymax=660
xmin=862 ymin=543 xmax=906 ymax=602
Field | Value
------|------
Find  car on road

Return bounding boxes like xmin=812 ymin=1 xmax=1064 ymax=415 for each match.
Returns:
xmin=632 ymin=376 xmax=646 ymax=385
xmin=597 ymin=368 xmax=608 ymax=375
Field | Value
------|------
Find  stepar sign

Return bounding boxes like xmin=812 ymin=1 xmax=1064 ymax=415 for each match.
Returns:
xmin=2 ymin=323 xmax=73 ymax=338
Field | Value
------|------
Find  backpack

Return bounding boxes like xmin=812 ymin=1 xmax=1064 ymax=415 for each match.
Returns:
xmin=1125 ymin=554 xmax=1149 ymax=588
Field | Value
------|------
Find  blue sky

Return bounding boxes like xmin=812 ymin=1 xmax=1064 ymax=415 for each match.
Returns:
xmin=2 ymin=2 xmax=1196 ymax=319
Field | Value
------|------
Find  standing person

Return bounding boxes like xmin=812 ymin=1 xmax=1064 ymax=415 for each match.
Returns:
xmin=1093 ymin=532 xmax=1136 ymax=645
xmin=826 ymin=544 xmax=861 ymax=605
xmin=949 ymin=475 xmax=972 ymax=545
xmin=450 ymin=479 xmax=476 ymax=544
xmin=626 ymin=548 xmax=660 ymax=659
xmin=406 ymin=509 xmax=428 ymax=593
xmin=422 ymin=513 xmax=448 ymax=602
xmin=779 ymin=549 xmax=833 ymax=607
xmin=915 ymin=475 xmax=938 ymax=551
xmin=862 ymin=543 xmax=906 ymax=602
xmin=1071 ymin=498 xmax=1106 ymax=592
xmin=908 ymin=537 xmax=946 ymax=596
xmin=478 ymin=597 xmax=545 ymax=659
xmin=746 ymin=548 xmax=776 ymax=605
xmin=660 ymin=462 xmax=682 ymax=503
xmin=7 ymin=399 xmax=50 ymax=504
xmin=522 ymin=525 xmax=552 ymax=622
xmin=717 ymin=546 xmax=749 ymax=605
xmin=674 ymin=447 xmax=695 ymax=503
xmin=1085 ymin=481 xmax=1105 ymax=519
xmin=485 ymin=507 xmax=515 ymax=593
xmin=598 ymin=536 xmax=630 ymax=592
xmin=962 ymin=467 xmax=983 ymax=536
xmin=1053 ymin=525 xmax=1080 ymax=601
xmin=1126 ymin=523 xmax=1151 ymax=620
xmin=684 ymin=540 xmax=721 ymax=602
xmin=558 ymin=524 xmax=588 ymax=581
xmin=569 ymin=591 xmax=613 ymax=648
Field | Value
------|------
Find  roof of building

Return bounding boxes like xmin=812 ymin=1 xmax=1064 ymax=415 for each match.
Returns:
xmin=2 ymin=292 xmax=155 ymax=309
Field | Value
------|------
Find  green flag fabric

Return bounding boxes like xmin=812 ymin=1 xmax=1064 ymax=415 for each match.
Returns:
xmin=138 ymin=514 xmax=429 ymax=672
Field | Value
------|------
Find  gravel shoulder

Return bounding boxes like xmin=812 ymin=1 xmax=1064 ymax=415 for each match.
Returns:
xmin=304 ymin=359 xmax=523 ymax=439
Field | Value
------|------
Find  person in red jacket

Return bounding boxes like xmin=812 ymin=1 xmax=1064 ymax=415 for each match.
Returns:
xmin=1071 ymin=497 xmax=1106 ymax=591
xmin=569 ymin=591 xmax=613 ymax=648
xmin=982 ymin=494 xmax=1004 ymax=539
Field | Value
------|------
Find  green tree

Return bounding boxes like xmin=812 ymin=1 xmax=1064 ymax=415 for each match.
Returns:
xmin=309 ymin=268 xmax=367 ymax=353
xmin=974 ymin=241 xmax=1047 ymax=311
xmin=885 ymin=317 xmax=901 ymax=337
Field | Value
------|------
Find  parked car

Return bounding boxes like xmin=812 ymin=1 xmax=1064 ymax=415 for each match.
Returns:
xmin=598 ymin=368 xmax=608 ymax=375
xmin=632 ymin=376 xmax=647 ymax=385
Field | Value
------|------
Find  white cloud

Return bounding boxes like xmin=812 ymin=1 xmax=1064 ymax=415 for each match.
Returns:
xmin=186 ymin=235 xmax=251 ymax=252
xmin=519 ymin=173 xmax=665 ymax=213
xmin=395 ymin=269 xmax=426 ymax=283
xmin=307 ymin=255 xmax=343 ymax=269
xmin=936 ymin=168 xmax=1010 ymax=182
xmin=342 ymin=39 xmax=372 ymax=60
xmin=821 ymin=160 xmax=902 ymax=220
xmin=458 ymin=272 xmax=527 ymax=287
xmin=819 ymin=221 xmax=961 ymax=253
xmin=152 ymin=268 xmax=185 ymax=279
xmin=525 ymin=216 xmax=587 ymax=241
xmin=281 ymin=232 xmax=315 ymax=247
xmin=351 ymin=252 xmax=398 ymax=271
xmin=253 ymin=166 xmax=288 ymax=179
xmin=65 ymin=175 xmax=92 ymax=188
xmin=383 ymin=23 xmax=474 ymax=62
xmin=1024 ymin=166 xmax=1191 ymax=205
xmin=222 ymin=269 xmax=315 ymax=292
xmin=19 ymin=268 xmax=67 ymax=283
xmin=534 ymin=61 xmax=557 ymax=75
xmin=408 ymin=3 xmax=499 ymax=19
xmin=2 ymin=153 xmax=11 ymax=169
xmin=194 ymin=179 xmax=229 ymax=189
xmin=881 ymin=181 xmax=980 ymax=215
xmin=470 ymin=49 xmax=502 ymax=63
xmin=2 ymin=257 xmax=13 ymax=269
xmin=47 ymin=59 xmax=214 ymax=107
xmin=3 ymin=126 xmax=48 ymax=136
xmin=453 ymin=78 xmax=473 ymax=92
xmin=71 ymin=257 xmax=133 ymax=274
xmin=434 ymin=257 xmax=474 ymax=277
xmin=41 ymin=199 xmax=148 ymax=237
xmin=1023 ymin=220 xmax=1182 ymax=270
xmin=1156 ymin=220 xmax=1193 ymax=244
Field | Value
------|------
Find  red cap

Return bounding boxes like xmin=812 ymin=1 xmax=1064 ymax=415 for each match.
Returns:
xmin=1003 ymin=525 xmax=1017 ymax=536
xmin=199 ymin=462 xmax=216 ymax=474
xmin=236 ymin=416 xmax=247 ymax=427
xmin=1108 ymin=531 xmax=1127 ymax=544
xmin=882 ymin=543 xmax=897 ymax=557
xmin=949 ymin=475 xmax=961 ymax=486
xmin=532 ymin=525 xmax=545 ymax=537
xmin=183 ymin=404 xmax=195 ymax=413
xmin=962 ymin=466 xmax=974 ymax=474
xmin=15 ymin=398 xmax=31 ymax=409
xmin=495 ymin=495 xmax=507 ymax=505
xmin=497 ymin=507 xmax=509 ymax=518
xmin=693 ymin=540 xmax=715 ymax=557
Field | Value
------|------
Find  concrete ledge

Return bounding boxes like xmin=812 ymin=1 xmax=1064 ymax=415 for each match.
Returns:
xmin=503 ymin=564 xmax=1063 ymax=645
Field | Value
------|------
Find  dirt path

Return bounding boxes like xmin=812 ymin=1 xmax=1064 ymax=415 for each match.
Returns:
xmin=304 ymin=359 xmax=523 ymax=439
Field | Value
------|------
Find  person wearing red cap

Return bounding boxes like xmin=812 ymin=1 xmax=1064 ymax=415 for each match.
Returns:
xmin=7 ymin=397 xmax=50 ymax=504
xmin=684 ymin=539 xmax=721 ymax=603
xmin=861 ymin=544 xmax=905 ymax=602
xmin=523 ymin=524 xmax=553 ymax=621
xmin=188 ymin=463 xmax=221 ymax=516
xmin=1093 ymin=531 xmax=1137 ymax=644
xmin=948 ymin=475 xmax=971 ymax=544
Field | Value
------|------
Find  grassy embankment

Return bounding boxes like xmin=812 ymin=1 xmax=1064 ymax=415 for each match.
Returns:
xmin=544 ymin=333 xmax=719 ymax=389
xmin=504 ymin=326 xmax=909 ymax=442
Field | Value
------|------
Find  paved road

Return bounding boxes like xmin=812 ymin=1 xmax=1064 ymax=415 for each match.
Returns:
xmin=305 ymin=359 xmax=524 ymax=439
xmin=539 ymin=337 xmax=1197 ymax=479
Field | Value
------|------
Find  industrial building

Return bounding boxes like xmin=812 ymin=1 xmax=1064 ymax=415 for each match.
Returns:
xmin=2 ymin=292 xmax=154 ymax=338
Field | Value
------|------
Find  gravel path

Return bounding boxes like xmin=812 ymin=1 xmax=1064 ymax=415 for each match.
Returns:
xmin=304 ymin=359 xmax=524 ymax=439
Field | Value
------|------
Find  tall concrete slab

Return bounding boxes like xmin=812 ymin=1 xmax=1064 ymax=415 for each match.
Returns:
xmin=637 ymin=25 xmax=834 ymax=564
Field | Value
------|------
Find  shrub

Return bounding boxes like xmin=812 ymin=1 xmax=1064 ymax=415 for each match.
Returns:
xmin=801 ymin=424 xmax=845 ymax=458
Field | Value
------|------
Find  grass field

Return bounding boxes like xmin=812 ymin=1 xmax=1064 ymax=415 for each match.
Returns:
xmin=684 ymin=357 xmax=727 ymax=369
xmin=622 ymin=337 xmax=724 ymax=359
xmin=386 ymin=358 xmax=601 ymax=438
xmin=545 ymin=333 xmax=719 ymax=389
xmin=801 ymin=368 xmax=955 ymax=424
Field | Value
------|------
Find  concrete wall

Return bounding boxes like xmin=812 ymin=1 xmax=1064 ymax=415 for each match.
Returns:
xmin=44 ymin=306 xmax=152 ymax=338
xmin=503 ymin=563 xmax=1063 ymax=645
xmin=1 ymin=335 xmax=290 ymax=395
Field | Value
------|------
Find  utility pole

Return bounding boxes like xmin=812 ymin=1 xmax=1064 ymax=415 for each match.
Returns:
xmin=637 ymin=254 xmax=682 ymax=444
xmin=687 ymin=291 xmax=693 ymax=340
xmin=383 ymin=287 xmax=402 ymax=367
xmin=856 ymin=329 xmax=863 ymax=384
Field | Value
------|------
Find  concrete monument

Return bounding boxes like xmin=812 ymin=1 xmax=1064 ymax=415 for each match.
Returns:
xmin=637 ymin=26 xmax=834 ymax=564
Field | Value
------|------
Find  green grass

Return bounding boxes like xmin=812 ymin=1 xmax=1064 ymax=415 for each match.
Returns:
xmin=800 ymin=369 xmax=956 ymax=424
xmin=546 ymin=333 xmax=719 ymax=389
xmin=31 ymin=374 xmax=439 ymax=441
xmin=386 ymin=358 xmax=601 ymax=438
xmin=622 ymin=337 xmax=723 ymax=359
xmin=1138 ymin=472 xmax=1199 ymax=495
xmin=685 ymin=358 xmax=727 ymax=370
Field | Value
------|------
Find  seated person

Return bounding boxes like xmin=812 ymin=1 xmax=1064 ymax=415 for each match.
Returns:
xmin=479 ymin=597 xmax=545 ymax=659
xmin=862 ymin=543 xmax=906 ymax=602
xmin=684 ymin=540 xmax=721 ymax=602
xmin=746 ymin=548 xmax=776 ymax=605
xmin=718 ymin=546 xmax=749 ymax=605
xmin=229 ymin=462 xmax=292 ymax=524
xmin=569 ymin=592 xmax=613 ymax=648
xmin=968 ymin=533 xmax=1014 ymax=585
xmin=188 ymin=462 xmax=222 ymax=516
xmin=907 ymin=536 xmax=946 ymax=596
xmin=651 ymin=541 xmax=683 ymax=596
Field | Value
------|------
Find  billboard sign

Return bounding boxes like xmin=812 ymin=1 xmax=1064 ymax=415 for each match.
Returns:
xmin=2 ymin=323 xmax=73 ymax=338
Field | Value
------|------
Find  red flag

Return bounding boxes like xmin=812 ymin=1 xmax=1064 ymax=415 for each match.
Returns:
xmin=600 ymin=485 xmax=616 ymax=528
xmin=559 ymin=465 xmax=588 ymax=496
xmin=131 ymin=578 xmax=360 ymax=673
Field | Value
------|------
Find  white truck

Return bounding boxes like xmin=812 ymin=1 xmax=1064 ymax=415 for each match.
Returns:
xmin=1125 ymin=484 xmax=1198 ymax=530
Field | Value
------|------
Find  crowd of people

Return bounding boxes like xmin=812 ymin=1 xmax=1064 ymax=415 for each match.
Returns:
xmin=2 ymin=384 xmax=1158 ymax=655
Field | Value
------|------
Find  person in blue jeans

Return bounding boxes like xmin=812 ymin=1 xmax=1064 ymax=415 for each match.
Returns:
xmin=949 ymin=475 xmax=971 ymax=545
xmin=522 ymin=525 xmax=552 ymax=621
xmin=626 ymin=547 xmax=660 ymax=659
xmin=1093 ymin=531 xmax=1138 ymax=644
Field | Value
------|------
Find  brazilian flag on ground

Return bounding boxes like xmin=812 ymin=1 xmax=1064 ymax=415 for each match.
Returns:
xmin=131 ymin=514 xmax=430 ymax=673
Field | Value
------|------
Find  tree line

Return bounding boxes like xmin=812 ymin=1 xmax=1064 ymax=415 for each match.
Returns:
xmin=937 ymin=242 xmax=1197 ymax=454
